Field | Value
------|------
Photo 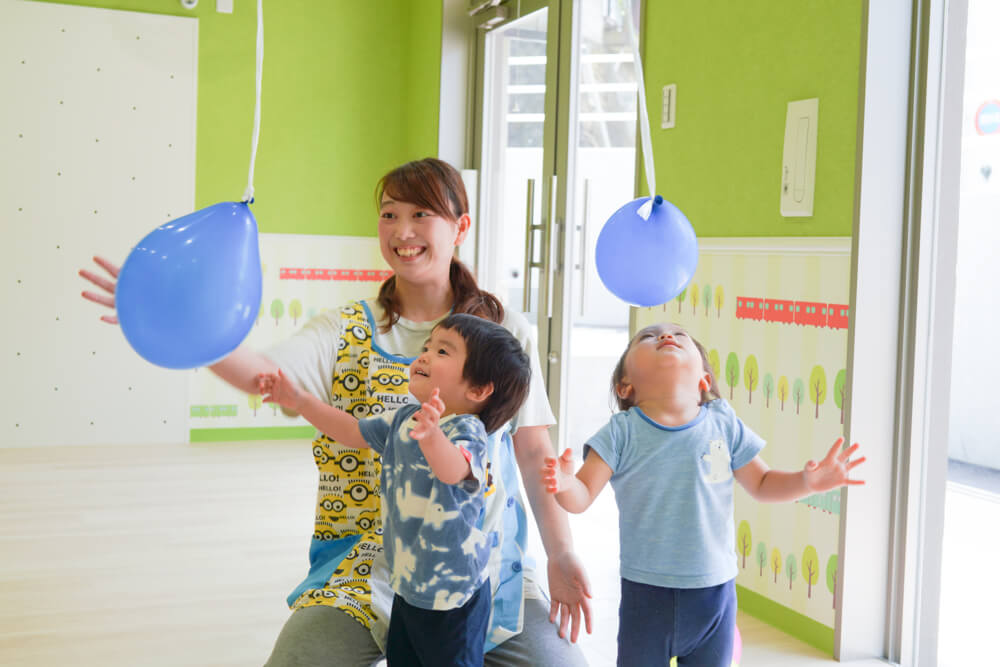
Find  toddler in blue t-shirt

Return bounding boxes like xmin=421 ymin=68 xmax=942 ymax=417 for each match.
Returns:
xmin=258 ymin=313 xmax=531 ymax=667
xmin=542 ymin=322 xmax=867 ymax=667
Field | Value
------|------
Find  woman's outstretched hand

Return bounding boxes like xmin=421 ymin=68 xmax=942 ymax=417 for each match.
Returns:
xmin=804 ymin=438 xmax=867 ymax=492
xmin=79 ymin=256 xmax=121 ymax=324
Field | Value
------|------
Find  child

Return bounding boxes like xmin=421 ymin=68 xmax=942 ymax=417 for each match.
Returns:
xmin=258 ymin=313 xmax=531 ymax=667
xmin=542 ymin=322 xmax=866 ymax=667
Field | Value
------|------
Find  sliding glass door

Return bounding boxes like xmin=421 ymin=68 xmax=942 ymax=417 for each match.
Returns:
xmin=473 ymin=0 xmax=640 ymax=450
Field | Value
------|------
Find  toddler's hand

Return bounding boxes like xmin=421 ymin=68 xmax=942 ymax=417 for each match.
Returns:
xmin=542 ymin=448 xmax=576 ymax=494
xmin=410 ymin=388 xmax=445 ymax=441
xmin=804 ymin=438 xmax=866 ymax=493
xmin=258 ymin=369 xmax=304 ymax=412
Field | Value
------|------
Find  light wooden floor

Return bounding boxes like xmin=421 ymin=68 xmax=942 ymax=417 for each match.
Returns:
xmin=1 ymin=441 xmax=878 ymax=666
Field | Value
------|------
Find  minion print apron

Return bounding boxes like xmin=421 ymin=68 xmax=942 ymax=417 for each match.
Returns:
xmin=284 ymin=301 xmax=529 ymax=651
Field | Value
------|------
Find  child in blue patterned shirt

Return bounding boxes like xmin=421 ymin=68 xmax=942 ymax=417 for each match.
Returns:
xmin=258 ymin=313 xmax=530 ymax=667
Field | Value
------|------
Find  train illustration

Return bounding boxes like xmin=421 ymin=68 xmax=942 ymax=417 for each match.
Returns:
xmin=280 ymin=267 xmax=393 ymax=282
xmin=735 ymin=296 xmax=849 ymax=330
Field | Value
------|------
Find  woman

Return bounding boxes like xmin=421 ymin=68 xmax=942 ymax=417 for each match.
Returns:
xmin=80 ymin=158 xmax=592 ymax=666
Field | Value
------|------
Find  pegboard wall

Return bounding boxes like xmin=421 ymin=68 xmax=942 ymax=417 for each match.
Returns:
xmin=0 ymin=0 xmax=198 ymax=447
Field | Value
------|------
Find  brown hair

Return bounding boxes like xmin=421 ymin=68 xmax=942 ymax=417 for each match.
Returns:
xmin=374 ymin=158 xmax=503 ymax=332
xmin=436 ymin=313 xmax=531 ymax=434
xmin=610 ymin=326 xmax=721 ymax=412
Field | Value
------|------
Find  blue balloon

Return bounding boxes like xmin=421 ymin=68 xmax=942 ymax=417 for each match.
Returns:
xmin=595 ymin=195 xmax=698 ymax=307
xmin=116 ymin=202 xmax=262 ymax=369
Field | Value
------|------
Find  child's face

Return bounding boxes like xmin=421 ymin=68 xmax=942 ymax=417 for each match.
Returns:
xmin=409 ymin=326 xmax=478 ymax=411
xmin=377 ymin=197 xmax=469 ymax=286
xmin=619 ymin=323 xmax=710 ymax=403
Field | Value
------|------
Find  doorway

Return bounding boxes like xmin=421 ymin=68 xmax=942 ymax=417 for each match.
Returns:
xmin=473 ymin=0 xmax=639 ymax=452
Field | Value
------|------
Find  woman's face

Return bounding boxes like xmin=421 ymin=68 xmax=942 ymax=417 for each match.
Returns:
xmin=377 ymin=196 xmax=470 ymax=286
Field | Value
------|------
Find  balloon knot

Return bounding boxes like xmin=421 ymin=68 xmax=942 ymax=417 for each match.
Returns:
xmin=654 ymin=195 xmax=663 ymax=206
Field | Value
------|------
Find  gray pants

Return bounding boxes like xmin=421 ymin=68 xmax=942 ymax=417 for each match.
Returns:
xmin=264 ymin=596 xmax=588 ymax=667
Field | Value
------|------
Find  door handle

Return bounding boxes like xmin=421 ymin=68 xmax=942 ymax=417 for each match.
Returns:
xmin=522 ymin=179 xmax=545 ymax=313
xmin=576 ymin=178 xmax=590 ymax=316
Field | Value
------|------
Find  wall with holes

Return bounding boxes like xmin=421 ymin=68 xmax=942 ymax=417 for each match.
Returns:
xmin=0 ymin=1 xmax=197 ymax=446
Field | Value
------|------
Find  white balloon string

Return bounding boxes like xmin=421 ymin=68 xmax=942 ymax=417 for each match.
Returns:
xmin=242 ymin=0 xmax=263 ymax=204
xmin=625 ymin=0 xmax=656 ymax=219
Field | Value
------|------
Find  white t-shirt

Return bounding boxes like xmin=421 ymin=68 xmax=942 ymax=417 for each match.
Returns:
xmin=265 ymin=300 xmax=556 ymax=432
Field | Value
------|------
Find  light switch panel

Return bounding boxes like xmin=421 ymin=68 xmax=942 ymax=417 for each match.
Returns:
xmin=780 ymin=98 xmax=818 ymax=217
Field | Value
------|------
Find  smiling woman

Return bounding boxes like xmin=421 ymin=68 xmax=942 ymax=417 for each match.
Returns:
xmin=79 ymin=157 xmax=593 ymax=667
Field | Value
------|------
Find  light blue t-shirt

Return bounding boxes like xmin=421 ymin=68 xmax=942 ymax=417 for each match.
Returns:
xmin=585 ymin=398 xmax=765 ymax=589
xmin=358 ymin=403 xmax=493 ymax=610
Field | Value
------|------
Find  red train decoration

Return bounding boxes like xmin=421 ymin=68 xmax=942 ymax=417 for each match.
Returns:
xmin=736 ymin=296 xmax=849 ymax=330
xmin=279 ymin=267 xmax=393 ymax=282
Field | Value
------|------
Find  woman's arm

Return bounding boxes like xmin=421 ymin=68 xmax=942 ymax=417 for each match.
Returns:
xmin=512 ymin=425 xmax=593 ymax=643
xmin=734 ymin=438 xmax=866 ymax=502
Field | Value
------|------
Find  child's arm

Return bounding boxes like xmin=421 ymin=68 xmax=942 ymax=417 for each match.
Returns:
xmin=409 ymin=388 xmax=474 ymax=485
xmin=542 ymin=449 xmax=613 ymax=514
xmin=258 ymin=369 xmax=368 ymax=450
xmin=734 ymin=437 xmax=866 ymax=502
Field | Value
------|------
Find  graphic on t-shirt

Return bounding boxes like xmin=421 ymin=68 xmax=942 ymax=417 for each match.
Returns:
xmin=395 ymin=479 xmax=460 ymax=529
xmin=702 ymin=439 xmax=732 ymax=483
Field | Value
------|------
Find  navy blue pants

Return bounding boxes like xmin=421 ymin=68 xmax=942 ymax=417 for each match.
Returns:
xmin=617 ymin=578 xmax=736 ymax=667
xmin=385 ymin=583 xmax=491 ymax=667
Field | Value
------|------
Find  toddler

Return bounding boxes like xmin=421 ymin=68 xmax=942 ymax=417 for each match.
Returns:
xmin=542 ymin=322 xmax=865 ymax=667
xmin=260 ymin=313 xmax=531 ymax=667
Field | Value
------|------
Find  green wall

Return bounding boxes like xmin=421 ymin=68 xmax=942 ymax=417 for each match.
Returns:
xmin=32 ymin=0 xmax=443 ymax=236
xmin=642 ymin=1 xmax=863 ymax=237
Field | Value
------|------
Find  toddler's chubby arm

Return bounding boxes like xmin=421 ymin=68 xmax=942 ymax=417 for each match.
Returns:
xmin=257 ymin=369 xmax=367 ymax=450
xmin=542 ymin=448 xmax=613 ymax=514
xmin=734 ymin=437 xmax=866 ymax=502
xmin=409 ymin=388 xmax=474 ymax=486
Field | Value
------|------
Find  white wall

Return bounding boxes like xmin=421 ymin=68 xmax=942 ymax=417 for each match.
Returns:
xmin=0 ymin=0 xmax=197 ymax=446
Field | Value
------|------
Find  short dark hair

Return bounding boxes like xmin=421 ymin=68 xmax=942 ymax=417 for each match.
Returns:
xmin=435 ymin=313 xmax=531 ymax=434
xmin=610 ymin=324 xmax=721 ymax=412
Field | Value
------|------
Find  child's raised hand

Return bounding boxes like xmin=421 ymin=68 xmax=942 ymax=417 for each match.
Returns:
xmin=542 ymin=448 xmax=576 ymax=494
xmin=410 ymin=388 xmax=446 ymax=441
xmin=258 ymin=369 xmax=304 ymax=411
xmin=804 ymin=437 xmax=866 ymax=492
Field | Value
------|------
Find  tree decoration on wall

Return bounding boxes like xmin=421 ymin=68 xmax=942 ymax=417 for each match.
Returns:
xmin=834 ymin=369 xmax=847 ymax=424
xmin=737 ymin=520 xmax=752 ymax=568
xmin=792 ymin=378 xmax=805 ymax=415
xmin=771 ymin=547 xmax=782 ymax=583
xmin=826 ymin=554 xmax=839 ymax=608
xmin=785 ymin=553 xmax=798 ymax=590
xmin=809 ymin=365 xmax=827 ymax=418
xmin=801 ymin=545 xmax=820 ymax=598
xmin=743 ymin=355 xmax=759 ymax=405
xmin=725 ymin=352 xmax=740 ymax=400
xmin=756 ymin=542 xmax=768 ymax=577
xmin=762 ymin=373 xmax=774 ymax=408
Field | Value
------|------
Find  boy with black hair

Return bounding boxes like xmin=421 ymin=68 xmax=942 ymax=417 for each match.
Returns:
xmin=257 ymin=313 xmax=531 ymax=667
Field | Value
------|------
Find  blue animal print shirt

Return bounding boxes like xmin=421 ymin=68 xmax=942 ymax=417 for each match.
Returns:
xmin=358 ymin=403 xmax=492 ymax=610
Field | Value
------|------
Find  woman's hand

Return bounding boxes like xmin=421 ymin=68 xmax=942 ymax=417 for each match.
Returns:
xmin=546 ymin=550 xmax=593 ymax=643
xmin=78 ymin=256 xmax=121 ymax=324
xmin=804 ymin=438 xmax=866 ymax=492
